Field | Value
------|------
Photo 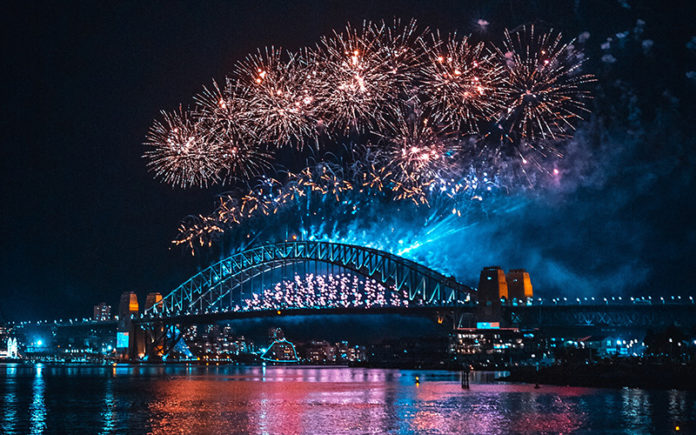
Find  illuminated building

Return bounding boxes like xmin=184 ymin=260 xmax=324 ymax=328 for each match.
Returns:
xmin=0 ymin=337 xmax=18 ymax=359
xmin=450 ymin=328 xmax=544 ymax=367
xmin=303 ymin=340 xmax=336 ymax=363
xmin=93 ymin=302 xmax=112 ymax=321
xmin=334 ymin=341 xmax=365 ymax=362
xmin=506 ymin=269 xmax=533 ymax=301
xmin=183 ymin=324 xmax=254 ymax=358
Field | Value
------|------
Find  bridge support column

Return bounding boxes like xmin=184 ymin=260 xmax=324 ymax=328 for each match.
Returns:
xmin=140 ymin=322 xmax=186 ymax=360
xmin=127 ymin=323 xmax=146 ymax=361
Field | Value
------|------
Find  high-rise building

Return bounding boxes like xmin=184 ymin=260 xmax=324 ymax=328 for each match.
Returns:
xmin=506 ymin=269 xmax=533 ymax=301
xmin=93 ymin=302 xmax=112 ymax=321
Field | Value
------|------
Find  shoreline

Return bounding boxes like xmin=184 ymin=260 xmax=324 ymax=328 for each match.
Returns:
xmin=498 ymin=361 xmax=696 ymax=391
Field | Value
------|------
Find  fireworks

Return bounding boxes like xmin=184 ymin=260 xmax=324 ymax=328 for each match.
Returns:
xmin=493 ymin=25 xmax=596 ymax=146
xmin=195 ymin=82 xmax=274 ymax=182
xmin=235 ymin=48 xmax=321 ymax=147
xmin=145 ymin=19 xmax=595 ymax=253
xmin=379 ymin=109 xmax=461 ymax=192
xmin=420 ymin=32 xmax=505 ymax=132
xmin=144 ymin=107 xmax=221 ymax=188
xmin=314 ymin=19 xmax=422 ymax=132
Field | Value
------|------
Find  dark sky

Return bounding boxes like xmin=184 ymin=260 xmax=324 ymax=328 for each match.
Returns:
xmin=2 ymin=1 xmax=695 ymax=321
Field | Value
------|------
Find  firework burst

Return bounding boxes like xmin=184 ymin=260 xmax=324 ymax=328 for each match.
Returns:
xmin=144 ymin=107 xmax=222 ymax=188
xmin=493 ymin=25 xmax=595 ymax=146
xmin=195 ymin=81 xmax=273 ymax=182
xmin=420 ymin=32 xmax=505 ymax=132
xmin=235 ymin=48 xmax=321 ymax=148
xmin=144 ymin=19 xmax=596 ymax=253
xmin=376 ymin=108 xmax=461 ymax=203
xmin=313 ymin=20 xmax=420 ymax=133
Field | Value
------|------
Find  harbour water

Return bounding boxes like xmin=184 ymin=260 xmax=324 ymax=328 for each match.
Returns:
xmin=1 ymin=363 xmax=694 ymax=433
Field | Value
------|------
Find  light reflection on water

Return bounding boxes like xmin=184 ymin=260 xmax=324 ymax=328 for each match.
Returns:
xmin=0 ymin=363 xmax=694 ymax=434
xmin=29 ymin=364 xmax=46 ymax=434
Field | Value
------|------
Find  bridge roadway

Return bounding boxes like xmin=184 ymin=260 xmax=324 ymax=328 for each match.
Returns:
xmin=135 ymin=296 xmax=696 ymax=330
xmin=504 ymin=296 xmax=696 ymax=329
xmin=7 ymin=297 xmax=695 ymax=335
xmin=136 ymin=305 xmax=472 ymax=326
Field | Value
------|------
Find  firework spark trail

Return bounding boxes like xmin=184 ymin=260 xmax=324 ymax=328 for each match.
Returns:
xmin=145 ymin=19 xmax=595 ymax=255
xmin=237 ymin=273 xmax=410 ymax=312
xmin=170 ymin=155 xmax=501 ymax=254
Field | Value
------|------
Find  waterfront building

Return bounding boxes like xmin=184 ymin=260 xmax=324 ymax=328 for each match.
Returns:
xmin=0 ymin=337 xmax=18 ymax=359
xmin=93 ymin=302 xmax=112 ymax=321
xmin=182 ymin=324 xmax=254 ymax=358
xmin=334 ymin=340 xmax=365 ymax=362
xmin=303 ymin=340 xmax=336 ymax=363
xmin=449 ymin=327 xmax=545 ymax=367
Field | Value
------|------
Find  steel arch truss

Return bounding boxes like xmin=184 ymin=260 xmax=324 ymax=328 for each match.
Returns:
xmin=145 ymin=241 xmax=472 ymax=319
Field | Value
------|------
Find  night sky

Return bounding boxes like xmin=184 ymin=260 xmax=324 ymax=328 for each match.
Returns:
xmin=2 ymin=1 xmax=695 ymax=321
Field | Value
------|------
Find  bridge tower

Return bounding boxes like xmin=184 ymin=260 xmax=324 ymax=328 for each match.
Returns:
xmin=144 ymin=292 xmax=163 ymax=311
xmin=477 ymin=266 xmax=508 ymax=322
xmin=506 ymin=269 xmax=533 ymax=302
xmin=117 ymin=291 xmax=145 ymax=360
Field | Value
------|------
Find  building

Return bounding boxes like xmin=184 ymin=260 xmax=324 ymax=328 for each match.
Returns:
xmin=93 ymin=303 xmax=112 ymax=321
xmin=506 ymin=269 xmax=533 ymax=301
xmin=335 ymin=341 xmax=365 ymax=362
xmin=182 ymin=324 xmax=254 ymax=358
xmin=450 ymin=327 xmax=546 ymax=368
xmin=263 ymin=339 xmax=299 ymax=362
xmin=303 ymin=340 xmax=336 ymax=363
xmin=0 ymin=337 xmax=18 ymax=359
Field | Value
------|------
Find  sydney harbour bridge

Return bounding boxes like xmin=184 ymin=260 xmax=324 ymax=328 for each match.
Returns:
xmin=96 ymin=240 xmax=696 ymax=360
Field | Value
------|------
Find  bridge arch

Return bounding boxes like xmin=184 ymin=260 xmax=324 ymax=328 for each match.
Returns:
xmin=144 ymin=241 xmax=472 ymax=319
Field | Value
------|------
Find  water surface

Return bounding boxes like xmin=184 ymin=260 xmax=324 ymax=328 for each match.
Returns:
xmin=1 ymin=363 xmax=693 ymax=433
